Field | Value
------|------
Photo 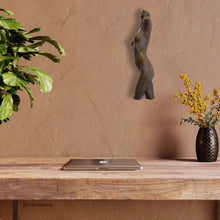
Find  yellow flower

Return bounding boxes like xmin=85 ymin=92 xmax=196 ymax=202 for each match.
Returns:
xmin=213 ymin=88 xmax=220 ymax=102
xmin=204 ymin=94 xmax=210 ymax=101
xmin=213 ymin=89 xmax=218 ymax=95
xmin=180 ymin=74 xmax=186 ymax=79
xmin=211 ymin=99 xmax=215 ymax=105
xmin=174 ymin=74 xmax=220 ymax=127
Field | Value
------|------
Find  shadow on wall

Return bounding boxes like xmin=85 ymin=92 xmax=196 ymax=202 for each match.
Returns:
xmin=156 ymin=128 xmax=180 ymax=159
xmin=154 ymin=99 xmax=180 ymax=159
xmin=124 ymin=9 xmax=143 ymax=98
xmin=140 ymin=98 xmax=181 ymax=159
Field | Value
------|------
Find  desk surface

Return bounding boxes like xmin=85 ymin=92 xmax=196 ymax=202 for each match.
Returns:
xmin=0 ymin=157 xmax=220 ymax=200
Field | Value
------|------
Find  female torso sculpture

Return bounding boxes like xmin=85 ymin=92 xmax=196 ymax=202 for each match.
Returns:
xmin=131 ymin=10 xmax=154 ymax=100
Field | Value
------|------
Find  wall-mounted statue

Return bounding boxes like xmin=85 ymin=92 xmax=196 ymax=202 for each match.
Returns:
xmin=131 ymin=10 xmax=155 ymax=100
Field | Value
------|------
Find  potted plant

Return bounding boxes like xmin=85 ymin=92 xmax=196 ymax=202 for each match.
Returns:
xmin=174 ymin=74 xmax=220 ymax=162
xmin=0 ymin=5 xmax=65 ymax=124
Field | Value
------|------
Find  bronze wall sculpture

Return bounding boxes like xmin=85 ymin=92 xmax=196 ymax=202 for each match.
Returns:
xmin=131 ymin=10 xmax=155 ymax=100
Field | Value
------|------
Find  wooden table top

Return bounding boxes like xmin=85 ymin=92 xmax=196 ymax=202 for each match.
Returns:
xmin=0 ymin=157 xmax=220 ymax=200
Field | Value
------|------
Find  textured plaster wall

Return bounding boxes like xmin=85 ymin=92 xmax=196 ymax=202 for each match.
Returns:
xmin=1 ymin=0 xmax=219 ymax=159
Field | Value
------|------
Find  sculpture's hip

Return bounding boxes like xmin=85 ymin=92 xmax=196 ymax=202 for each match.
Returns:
xmin=134 ymin=52 xmax=154 ymax=79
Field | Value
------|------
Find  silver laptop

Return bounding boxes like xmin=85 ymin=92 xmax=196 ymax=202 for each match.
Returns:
xmin=61 ymin=159 xmax=143 ymax=171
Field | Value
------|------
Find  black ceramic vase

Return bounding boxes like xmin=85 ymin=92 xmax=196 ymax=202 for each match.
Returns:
xmin=196 ymin=127 xmax=219 ymax=162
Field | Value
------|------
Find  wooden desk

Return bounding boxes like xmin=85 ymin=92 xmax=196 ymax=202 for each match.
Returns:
xmin=0 ymin=158 xmax=220 ymax=200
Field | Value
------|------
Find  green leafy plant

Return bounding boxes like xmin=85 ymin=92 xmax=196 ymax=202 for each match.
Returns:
xmin=0 ymin=5 xmax=65 ymax=124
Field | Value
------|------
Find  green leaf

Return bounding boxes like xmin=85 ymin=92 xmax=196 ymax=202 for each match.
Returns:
xmin=211 ymin=104 xmax=218 ymax=110
xmin=0 ymin=56 xmax=18 ymax=62
xmin=22 ymin=53 xmax=36 ymax=61
xmin=28 ymin=27 xmax=41 ymax=34
xmin=30 ymin=36 xmax=65 ymax=56
xmin=0 ymin=85 xmax=12 ymax=91
xmin=180 ymin=117 xmax=201 ymax=127
xmin=18 ymin=26 xmax=28 ymax=33
xmin=17 ymin=26 xmax=29 ymax=37
xmin=8 ymin=29 xmax=29 ymax=44
xmin=12 ymin=94 xmax=20 ymax=111
xmin=25 ymin=66 xmax=52 ymax=93
xmin=24 ymin=86 xmax=33 ymax=107
xmin=3 ymin=72 xmax=28 ymax=87
xmin=29 ymin=41 xmax=44 ymax=49
xmin=0 ymin=18 xmax=20 ymax=30
xmin=37 ymin=51 xmax=60 ymax=63
xmin=0 ymin=30 xmax=6 ymax=43
xmin=0 ymin=93 xmax=13 ymax=120
xmin=0 ymin=44 xmax=7 ymax=55
xmin=2 ymin=72 xmax=34 ymax=107
xmin=0 ymin=8 xmax=14 ymax=16
xmin=15 ymin=41 xmax=45 ymax=53
xmin=24 ymin=72 xmax=39 ymax=84
xmin=0 ymin=62 xmax=6 ymax=71
xmin=205 ymin=110 xmax=212 ymax=116
xmin=15 ymin=46 xmax=38 ymax=53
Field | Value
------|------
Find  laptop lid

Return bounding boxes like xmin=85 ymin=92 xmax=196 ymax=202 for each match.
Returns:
xmin=61 ymin=159 xmax=143 ymax=171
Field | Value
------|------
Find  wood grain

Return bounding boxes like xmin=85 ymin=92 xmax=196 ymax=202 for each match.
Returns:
xmin=0 ymin=158 xmax=220 ymax=200
xmin=0 ymin=200 xmax=12 ymax=220
xmin=18 ymin=200 xmax=217 ymax=220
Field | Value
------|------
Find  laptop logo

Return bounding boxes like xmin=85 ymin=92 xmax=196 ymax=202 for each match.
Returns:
xmin=98 ymin=160 xmax=107 ymax=164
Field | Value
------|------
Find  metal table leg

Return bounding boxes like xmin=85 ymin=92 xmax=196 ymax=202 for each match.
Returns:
xmin=13 ymin=200 xmax=18 ymax=220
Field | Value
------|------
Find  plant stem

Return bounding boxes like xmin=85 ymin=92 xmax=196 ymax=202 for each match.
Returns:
xmin=12 ymin=52 xmax=17 ymax=73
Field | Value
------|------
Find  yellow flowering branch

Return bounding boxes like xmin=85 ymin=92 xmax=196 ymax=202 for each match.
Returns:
xmin=174 ymin=74 xmax=220 ymax=127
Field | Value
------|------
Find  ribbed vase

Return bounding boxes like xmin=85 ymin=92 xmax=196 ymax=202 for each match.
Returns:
xmin=196 ymin=127 xmax=219 ymax=162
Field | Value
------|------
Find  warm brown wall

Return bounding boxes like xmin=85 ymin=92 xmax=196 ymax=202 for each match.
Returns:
xmin=1 ymin=0 xmax=219 ymax=158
